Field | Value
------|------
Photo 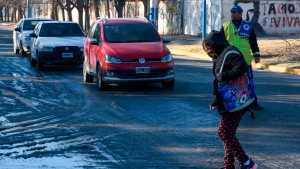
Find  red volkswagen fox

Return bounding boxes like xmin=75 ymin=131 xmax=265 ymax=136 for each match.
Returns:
xmin=83 ymin=18 xmax=175 ymax=90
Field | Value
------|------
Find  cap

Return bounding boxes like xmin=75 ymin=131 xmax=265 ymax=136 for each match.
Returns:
xmin=231 ymin=4 xmax=243 ymax=13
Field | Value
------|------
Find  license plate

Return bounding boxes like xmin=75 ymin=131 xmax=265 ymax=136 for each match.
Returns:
xmin=136 ymin=67 xmax=150 ymax=74
xmin=62 ymin=52 xmax=73 ymax=58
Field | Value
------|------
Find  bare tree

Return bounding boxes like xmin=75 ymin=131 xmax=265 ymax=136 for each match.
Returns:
xmin=84 ymin=0 xmax=91 ymax=30
xmin=57 ymin=0 xmax=75 ymax=21
xmin=65 ymin=0 xmax=83 ymax=28
xmin=51 ymin=0 xmax=59 ymax=20
xmin=69 ymin=0 xmax=91 ymax=30
xmin=0 ymin=0 xmax=26 ymax=22
xmin=114 ymin=0 xmax=126 ymax=18
xmin=93 ymin=0 xmax=100 ymax=18
xmin=142 ymin=0 xmax=148 ymax=17
xmin=106 ymin=0 xmax=111 ymax=18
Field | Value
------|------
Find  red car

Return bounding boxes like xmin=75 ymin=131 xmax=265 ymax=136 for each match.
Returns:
xmin=83 ymin=18 xmax=175 ymax=90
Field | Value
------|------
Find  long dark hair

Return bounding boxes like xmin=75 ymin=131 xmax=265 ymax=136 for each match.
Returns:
xmin=202 ymin=31 xmax=229 ymax=59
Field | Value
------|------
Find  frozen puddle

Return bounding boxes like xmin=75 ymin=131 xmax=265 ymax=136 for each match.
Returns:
xmin=0 ymin=116 xmax=12 ymax=128
xmin=0 ymin=154 xmax=106 ymax=169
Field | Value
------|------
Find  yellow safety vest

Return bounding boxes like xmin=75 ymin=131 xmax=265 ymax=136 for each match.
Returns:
xmin=223 ymin=21 xmax=254 ymax=65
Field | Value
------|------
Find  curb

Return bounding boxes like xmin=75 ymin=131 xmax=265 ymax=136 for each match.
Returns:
xmin=0 ymin=23 xmax=16 ymax=31
xmin=170 ymin=49 xmax=300 ymax=76
xmin=288 ymin=68 xmax=300 ymax=75
xmin=255 ymin=63 xmax=300 ymax=75
xmin=169 ymin=48 xmax=211 ymax=61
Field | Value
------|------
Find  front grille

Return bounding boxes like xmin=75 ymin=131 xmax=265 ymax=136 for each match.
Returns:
xmin=121 ymin=58 xmax=161 ymax=63
xmin=39 ymin=46 xmax=83 ymax=64
xmin=111 ymin=69 xmax=170 ymax=79
xmin=54 ymin=46 xmax=80 ymax=57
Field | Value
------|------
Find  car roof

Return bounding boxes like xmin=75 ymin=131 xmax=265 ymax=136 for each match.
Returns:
xmin=22 ymin=18 xmax=52 ymax=21
xmin=40 ymin=21 xmax=78 ymax=24
xmin=98 ymin=18 xmax=149 ymax=25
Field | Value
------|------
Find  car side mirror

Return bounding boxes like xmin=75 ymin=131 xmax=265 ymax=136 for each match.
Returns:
xmin=163 ymin=38 xmax=171 ymax=44
xmin=90 ymin=38 xmax=99 ymax=45
xmin=15 ymin=27 xmax=20 ymax=32
xmin=29 ymin=33 xmax=37 ymax=38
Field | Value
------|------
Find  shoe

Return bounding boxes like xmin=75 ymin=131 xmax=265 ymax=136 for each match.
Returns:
xmin=250 ymin=103 xmax=264 ymax=111
xmin=240 ymin=159 xmax=258 ymax=169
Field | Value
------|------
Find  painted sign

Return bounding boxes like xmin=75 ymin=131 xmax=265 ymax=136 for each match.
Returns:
xmin=224 ymin=0 xmax=300 ymax=35
xmin=260 ymin=1 xmax=300 ymax=34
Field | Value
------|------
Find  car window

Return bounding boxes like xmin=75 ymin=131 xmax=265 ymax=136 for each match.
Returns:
xmin=34 ymin=24 xmax=41 ymax=36
xmin=92 ymin=24 xmax=101 ymax=43
xmin=39 ymin=23 xmax=84 ymax=37
xmin=23 ymin=20 xmax=46 ymax=31
xmin=104 ymin=23 xmax=161 ymax=43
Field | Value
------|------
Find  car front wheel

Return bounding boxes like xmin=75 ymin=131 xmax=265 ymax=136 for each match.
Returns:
xmin=35 ymin=51 xmax=44 ymax=70
xmin=19 ymin=42 xmax=26 ymax=56
xmin=30 ymin=55 xmax=36 ymax=67
xmin=14 ymin=45 xmax=19 ymax=55
xmin=96 ymin=64 xmax=109 ymax=90
xmin=83 ymin=60 xmax=94 ymax=83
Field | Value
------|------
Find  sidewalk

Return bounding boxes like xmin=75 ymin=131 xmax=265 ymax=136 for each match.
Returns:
xmin=0 ymin=22 xmax=16 ymax=31
xmin=167 ymin=36 xmax=300 ymax=75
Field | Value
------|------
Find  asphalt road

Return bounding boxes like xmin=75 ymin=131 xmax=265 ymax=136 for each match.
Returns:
xmin=0 ymin=28 xmax=300 ymax=169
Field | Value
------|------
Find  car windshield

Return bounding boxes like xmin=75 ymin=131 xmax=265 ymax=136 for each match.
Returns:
xmin=23 ymin=20 xmax=47 ymax=31
xmin=104 ymin=23 xmax=161 ymax=43
xmin=39 ymin=23 xmax=84 ymax=37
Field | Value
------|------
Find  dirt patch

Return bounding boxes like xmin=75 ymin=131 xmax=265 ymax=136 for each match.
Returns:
xmin=259 ymin=38 xmax=300 ymax=65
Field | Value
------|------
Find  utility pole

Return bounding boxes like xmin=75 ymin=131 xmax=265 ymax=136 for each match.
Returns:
xmin=201 ymin=0 xmax=207 ymax=40
xmin=149 ymin=0 xmax=158 ymax=29
xmin=27 ymin=0 xmax=33 ymax=18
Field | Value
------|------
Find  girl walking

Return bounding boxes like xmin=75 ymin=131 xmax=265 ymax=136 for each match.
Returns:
xmin=203 ymin=31 xmax=258 ymax=169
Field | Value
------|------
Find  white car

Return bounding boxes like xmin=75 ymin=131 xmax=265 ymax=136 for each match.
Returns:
xmin=30 ymin=21 xmax=85 ymax=69
xmin=13 ymin=18 xmax=51 ymax=55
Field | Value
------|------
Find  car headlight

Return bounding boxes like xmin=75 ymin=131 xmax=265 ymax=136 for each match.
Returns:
xmin=161 ymin=54 xmax=173 ymax=63
xmin=40 ymin=46 xmax=53 ymax=52
xmin=105 ymin=54 xmax=122 ymax=64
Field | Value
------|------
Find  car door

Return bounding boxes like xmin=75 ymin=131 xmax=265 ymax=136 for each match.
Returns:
xmin=90 ymin=23 xmax=101 ymax=72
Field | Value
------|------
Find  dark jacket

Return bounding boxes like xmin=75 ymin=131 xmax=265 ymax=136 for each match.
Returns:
xmin=214 ymin=46 xmax=249 ymax=82
xmin=212 ymin=46 xmax=249 ymax=112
